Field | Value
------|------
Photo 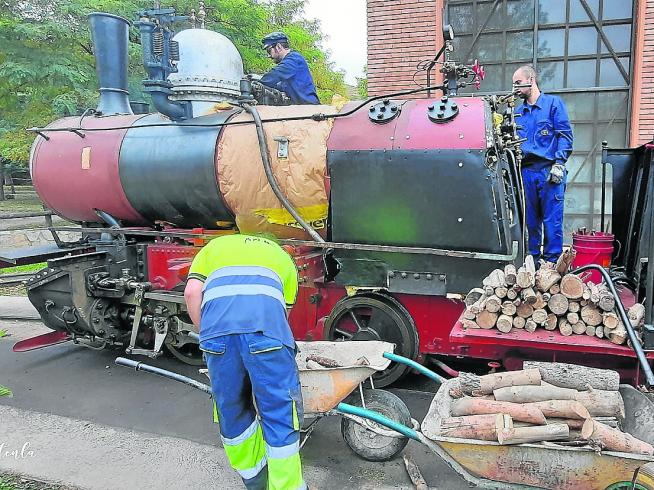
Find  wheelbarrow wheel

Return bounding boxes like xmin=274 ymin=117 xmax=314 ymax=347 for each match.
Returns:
xmin=341 ymin=389 xmax=411 ymax=462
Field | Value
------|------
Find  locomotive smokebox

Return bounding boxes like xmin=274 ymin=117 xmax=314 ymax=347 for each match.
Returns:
xmin=89 ymin=12 xmax=133 ymax=115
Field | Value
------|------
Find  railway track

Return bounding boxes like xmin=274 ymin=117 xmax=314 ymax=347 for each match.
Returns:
xmin=0 ymin=272 xmax=34 ymax=287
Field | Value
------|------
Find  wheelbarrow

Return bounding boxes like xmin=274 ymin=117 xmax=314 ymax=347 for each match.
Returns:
xmin=115 ymin=340 xmax=422 ymax=462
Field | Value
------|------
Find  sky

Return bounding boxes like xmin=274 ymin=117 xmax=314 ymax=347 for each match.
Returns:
xmin=304 ymin=0 xmax=367 ymax=85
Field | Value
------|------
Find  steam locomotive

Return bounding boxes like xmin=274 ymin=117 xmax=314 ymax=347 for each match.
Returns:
xmin=14 ymin=7 xmax=651 ymax=388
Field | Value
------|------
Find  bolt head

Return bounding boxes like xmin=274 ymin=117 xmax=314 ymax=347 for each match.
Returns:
xmin=369 ymin=106 xmax=375 ymax=112
xmin=413 ymin=273 xmax=420 ymax=279
xmin=383 ymin=99 xmax=390 ymax=105
xmin=401 ymin=272 xmax=408 ymax=278
xmin=377 ymin=113 xmax=384 ymax=119
xmin=391 ymin=106 xmax=398 ymax=112
xmin=457 ymin=217 xmax=463 ymax=223
xmin=428 ymin=105 xmax=434 ymax=110
xmin=441 ymin=96 xmax=448 ymax=102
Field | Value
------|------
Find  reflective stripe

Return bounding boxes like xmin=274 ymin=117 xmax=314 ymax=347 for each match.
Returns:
xmin=202 ymin=285 xmax=285 ymax=308
xmin=236 ymin=456 xmax=267 ymax=479
xmin=222 ymin=418 xmax=259 ymax=446
xmin=267 ymin=451 xmax=303 ymax=490
xmin=266 ymin=441 xmax=300 ymax=459
xmin=205 ymin=266 xmax=282 ymax=289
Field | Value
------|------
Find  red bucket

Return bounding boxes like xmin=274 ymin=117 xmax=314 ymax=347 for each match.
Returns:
xmin=571 ymin=231 xmax=614 ymax=283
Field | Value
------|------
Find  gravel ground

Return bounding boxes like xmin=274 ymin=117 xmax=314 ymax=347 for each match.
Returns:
xmin=0 ymin=474 xmax=78 ymax=490
xmin=0 ymin=285 xmax=27 ymax=297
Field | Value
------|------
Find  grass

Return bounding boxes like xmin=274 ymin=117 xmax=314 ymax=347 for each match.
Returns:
xmin=0 ymin=475 xmax=76 ymax=490
xmin=0 ymin=263 xmax=46 ymax=275
xmin=0 ymin=329 xmax=7 ymax=339
xmin=0 ymin=477 xmax=14 ymax=490
xmin=0 ymin=197 xmax=44 ymax=214
xmin=0 ymin=385 xmax=12 ymax=397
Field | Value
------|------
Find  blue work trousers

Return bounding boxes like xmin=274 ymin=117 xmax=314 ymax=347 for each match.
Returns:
xmin=521 ymin=162 xmax=566 ymax=263
xmin=203 ymin=333 xmax=305 ymax=490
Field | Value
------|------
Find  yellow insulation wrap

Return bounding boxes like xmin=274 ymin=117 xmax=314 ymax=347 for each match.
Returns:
xmin=216 ymin=105 xmax=337 ymax=239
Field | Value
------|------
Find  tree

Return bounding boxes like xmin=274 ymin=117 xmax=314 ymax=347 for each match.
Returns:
xmin=356 ymin=66 xmax=368 ymax=99
xmin=0 ymin=0 xmax=347 ymax=165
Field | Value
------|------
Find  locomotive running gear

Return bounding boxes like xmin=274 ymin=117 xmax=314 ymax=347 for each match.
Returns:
xmin=188 ymin=234 xmax=299 ymax=348
xmin=260 ymin=51 xmax=319 ymax=105
xmin=548 ymin=163 xmax=565 ymax=185
xmin=204 ymin=333 xmax=304 ymax=490
xmin=521 ymin=161 xmax=566 ymax=263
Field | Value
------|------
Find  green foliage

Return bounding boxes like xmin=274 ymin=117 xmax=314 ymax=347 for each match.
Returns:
xmin=0 ymin=330 xmax=6 ymax=339
xmin=0 ymin=385 xmax=12 ymax=397
xmin=356 ymin=66 xmax=368 ymax=99
xmin=0 ymin=0 xmax=347 ymax=165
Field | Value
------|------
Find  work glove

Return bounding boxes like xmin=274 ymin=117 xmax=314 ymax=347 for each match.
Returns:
xmin=548 ymin=163 xmax=565 ymax=185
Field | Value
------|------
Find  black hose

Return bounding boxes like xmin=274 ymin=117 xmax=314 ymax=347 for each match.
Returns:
xmin=115 ymin=357 xmax=213 ymax=395
xmin=29 ymin=83 xmax=446 ymax=135
xmin=572 ymin=264 xmax=654 ymax=387
xmin=242 ymin=103 xmax=324 ymax=243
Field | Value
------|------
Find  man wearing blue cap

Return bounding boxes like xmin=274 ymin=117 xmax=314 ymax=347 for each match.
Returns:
xmin=260 ymin=32 xmax=319 ymax=105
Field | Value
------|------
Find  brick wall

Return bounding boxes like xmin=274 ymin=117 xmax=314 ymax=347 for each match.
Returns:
xmin=632 ymin=0 xmax=654 ymax=145
xmin=367 ymin=0 xmax=444 ymax=98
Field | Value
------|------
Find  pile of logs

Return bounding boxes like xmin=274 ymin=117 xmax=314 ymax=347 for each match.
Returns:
xmin=439 ymin=362 xmax=653 ymax=455
xmin=462 ymin=250 xmax=646 ymax=345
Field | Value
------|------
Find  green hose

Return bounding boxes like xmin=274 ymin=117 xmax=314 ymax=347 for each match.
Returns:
xmin=336 ymin=402 xmax=420 ymax=441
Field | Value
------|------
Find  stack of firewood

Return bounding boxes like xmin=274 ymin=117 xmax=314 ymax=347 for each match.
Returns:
xmin=434 ymin=362 xmax=653 ymax=455
xmin=462 ymin=250 xmax=646 ymax=345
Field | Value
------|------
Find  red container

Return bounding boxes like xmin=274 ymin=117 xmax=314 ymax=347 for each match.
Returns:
xmin=572 ymin=232 xmax=614 ymax=283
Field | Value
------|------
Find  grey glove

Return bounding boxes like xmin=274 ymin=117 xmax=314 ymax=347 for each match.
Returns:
xmin=548 ymin=163 xmax=565 ymax=184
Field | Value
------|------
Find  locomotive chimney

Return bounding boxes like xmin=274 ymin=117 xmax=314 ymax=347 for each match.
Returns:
xmin=89 ymin=13 xmax=133 ymax=115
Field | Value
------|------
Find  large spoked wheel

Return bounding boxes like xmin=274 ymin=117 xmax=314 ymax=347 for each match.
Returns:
xmin=341 ymin=389 xmax=411 ymax=462
xmin=325 ymin=294 xmax=419 ymax=387
xmin=165 ymin=315 xmax=204 ymax=366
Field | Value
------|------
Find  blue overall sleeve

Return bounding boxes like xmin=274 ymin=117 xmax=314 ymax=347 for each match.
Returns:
xmin=552 ymin=99 xmax=573 ymax=165
xmin=260 ymin=56 xmax=298 ymax=88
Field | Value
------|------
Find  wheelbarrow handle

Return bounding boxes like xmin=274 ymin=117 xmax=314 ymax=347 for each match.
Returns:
xmin=383 ymin=352 xmax=446 ymax=384
xmin=336 ymin=402 xmax=420 ymax=441
xmin=115 ymin=357 xmax=213 ymax=395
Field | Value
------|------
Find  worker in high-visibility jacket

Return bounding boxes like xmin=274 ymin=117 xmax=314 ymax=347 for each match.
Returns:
xmin=184 ymin=234 xmax=305 ymax=490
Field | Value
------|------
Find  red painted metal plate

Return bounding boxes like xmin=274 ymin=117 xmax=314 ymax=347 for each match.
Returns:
xmin=327 ymin=102 xmax=399 ymax=151
xmin=393 ymin=97 xmax=488 ymax=150
xmin=146 ymin=244 xmax=199 ymax=290
xmin=13 ymin=330 xmax=70 ymax=352
xmin=31 ymin=115 xmax=146 ymax=223
xmin=450 ymin=320 xmax=654 ymax=359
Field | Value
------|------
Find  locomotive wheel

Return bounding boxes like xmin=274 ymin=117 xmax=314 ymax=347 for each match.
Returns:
xmin=165 ymin=322 xmax=204 ymax=366
xmin=325 ymin=294 xmax=419 ymax=387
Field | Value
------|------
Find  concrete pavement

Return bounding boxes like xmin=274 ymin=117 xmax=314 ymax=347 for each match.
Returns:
xmin=0 ymin=296 xmax=39 ymax=320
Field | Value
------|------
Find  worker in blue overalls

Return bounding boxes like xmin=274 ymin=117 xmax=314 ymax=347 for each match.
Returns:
xmin=512 ymin=64 xmax=574 ymax=264
xmin=260 ymin=32 xmax=320 ymax=105
xmin=184 ymin=234 xmax=305 ymax=490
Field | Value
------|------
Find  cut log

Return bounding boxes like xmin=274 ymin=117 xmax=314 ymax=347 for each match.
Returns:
xmin=521 ymin=287 xmax=537 ymax=304
xmin=439 ymin=414 xmax=505 ymax=441
xmin=525 ymin=319 xmax=538 ymax=333
xmin=582 ymin=419 xmax=654 ymax=455
xmin=403 ymin=454 xmax=428 ymax=490
xmin=597 ymin=286 xmax=616 ymax=312
xmin=469 ymin=294 xmax=488 ymax=315
xmin=506 ymin=288 xmax=518 ymax=300
xmin=532 ymin=309 xmax=548 ymax=325
xmin=581 ymin=305 xmax=603 ymax=327
xmin=546 ymin=418 xmax=586 ymax=430
xmin=476 ymin=311 xmax=498 ymax=330
xmin=558 ymin=319 xmax=573 ymax=336
xmin=513 ymin=316 xmax=526 ymax=329
xmin=628 ymin=303 xmax=646 ymax=328
xmin=532 ymin=292 xmax=547 ymax=310
xmin=450 ymin=398 xmax=546 ymax=425
xmin=504 ymin=264 xmax=517 ymax=286
xmin=525 ymin=255 xmax=536 ymax=275
xmin=575 ymin=389 xmax=625 ymax=418
xmin=494 ymin=384 xmax=577 ymax=403
xmin=496 ymin=314 xmax=513 ymax=333
xmin=596 ymin=325 xmax=605 ymax=338
xmin=548 ymin=294 xmax=569 ymax=316
xmin=523 ymin=361 xmax=621 ymax=391
xmin=608 ymin=323 xmax=628 ymax=345
xmin=589 ymin=282 xmax=601 ymax=303
xmin=497 ymin=423 xmax=569 ymax=445
xmin=582 ymin=283 xmax=592 ymax=301
xmin=566 ymin=312 xmax=580 ymax=325
xmin=549 ymin=284 xmax=561 ymax=295
xmin=585 ymin=323 xmax=596 ymax=336
xmin=568 ymin=301 xmax=580 ymax=313
xmin=535 ymin=268 xmax=561 ymax=293
xmin=484 ymin=285 xmax=495 ymax=296
xmin=602 ymin=312 xmax=620 ymax=330
xmin=517 ymin=258 xmax=536 ymax=288
xmin=572 ymin=321 xmax=586 ymax=335
xmin=459 ymin=369 xmax=542 ymax=396
xmin=485 ymin=295 xmax=502 ymax=313
xmin=516 ymin=303 xmax=534 ymax=319
xmin=463 ymin=308 xmax=477 ymax=320
xmin=542 ymin=292 xmax=551 ymax=302
xmin=495 ymin=286 xmax=508 ymax=299
xmin=464 ymin=288 xmax=486 ymax=307
xmin=545 ymin=313 xmax=558 ymax=331
xmin=461 ymin=319 xmax=480 ymax=329
xmin=555 ymin=249 xmax=576 ymax=275
xmin=528 ymin=400 xmax=590 ymax=420
xmin=560 ymin=275 xmax=584 ymax=300
xmin=483 ymin=269 xmax=506 ymax=288
xmin=501 ymin=301 xmax=517 ymax=316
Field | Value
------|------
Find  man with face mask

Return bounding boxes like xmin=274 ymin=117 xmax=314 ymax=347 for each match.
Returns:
xmin=512 ymin=65 xmax=573 ymax=264
xmin=260 ymin=32 xmax=319 ymax=105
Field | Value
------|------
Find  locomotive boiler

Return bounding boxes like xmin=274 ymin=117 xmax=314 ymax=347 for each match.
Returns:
xmin=12 ymin=7 xmax=531 ymax=386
